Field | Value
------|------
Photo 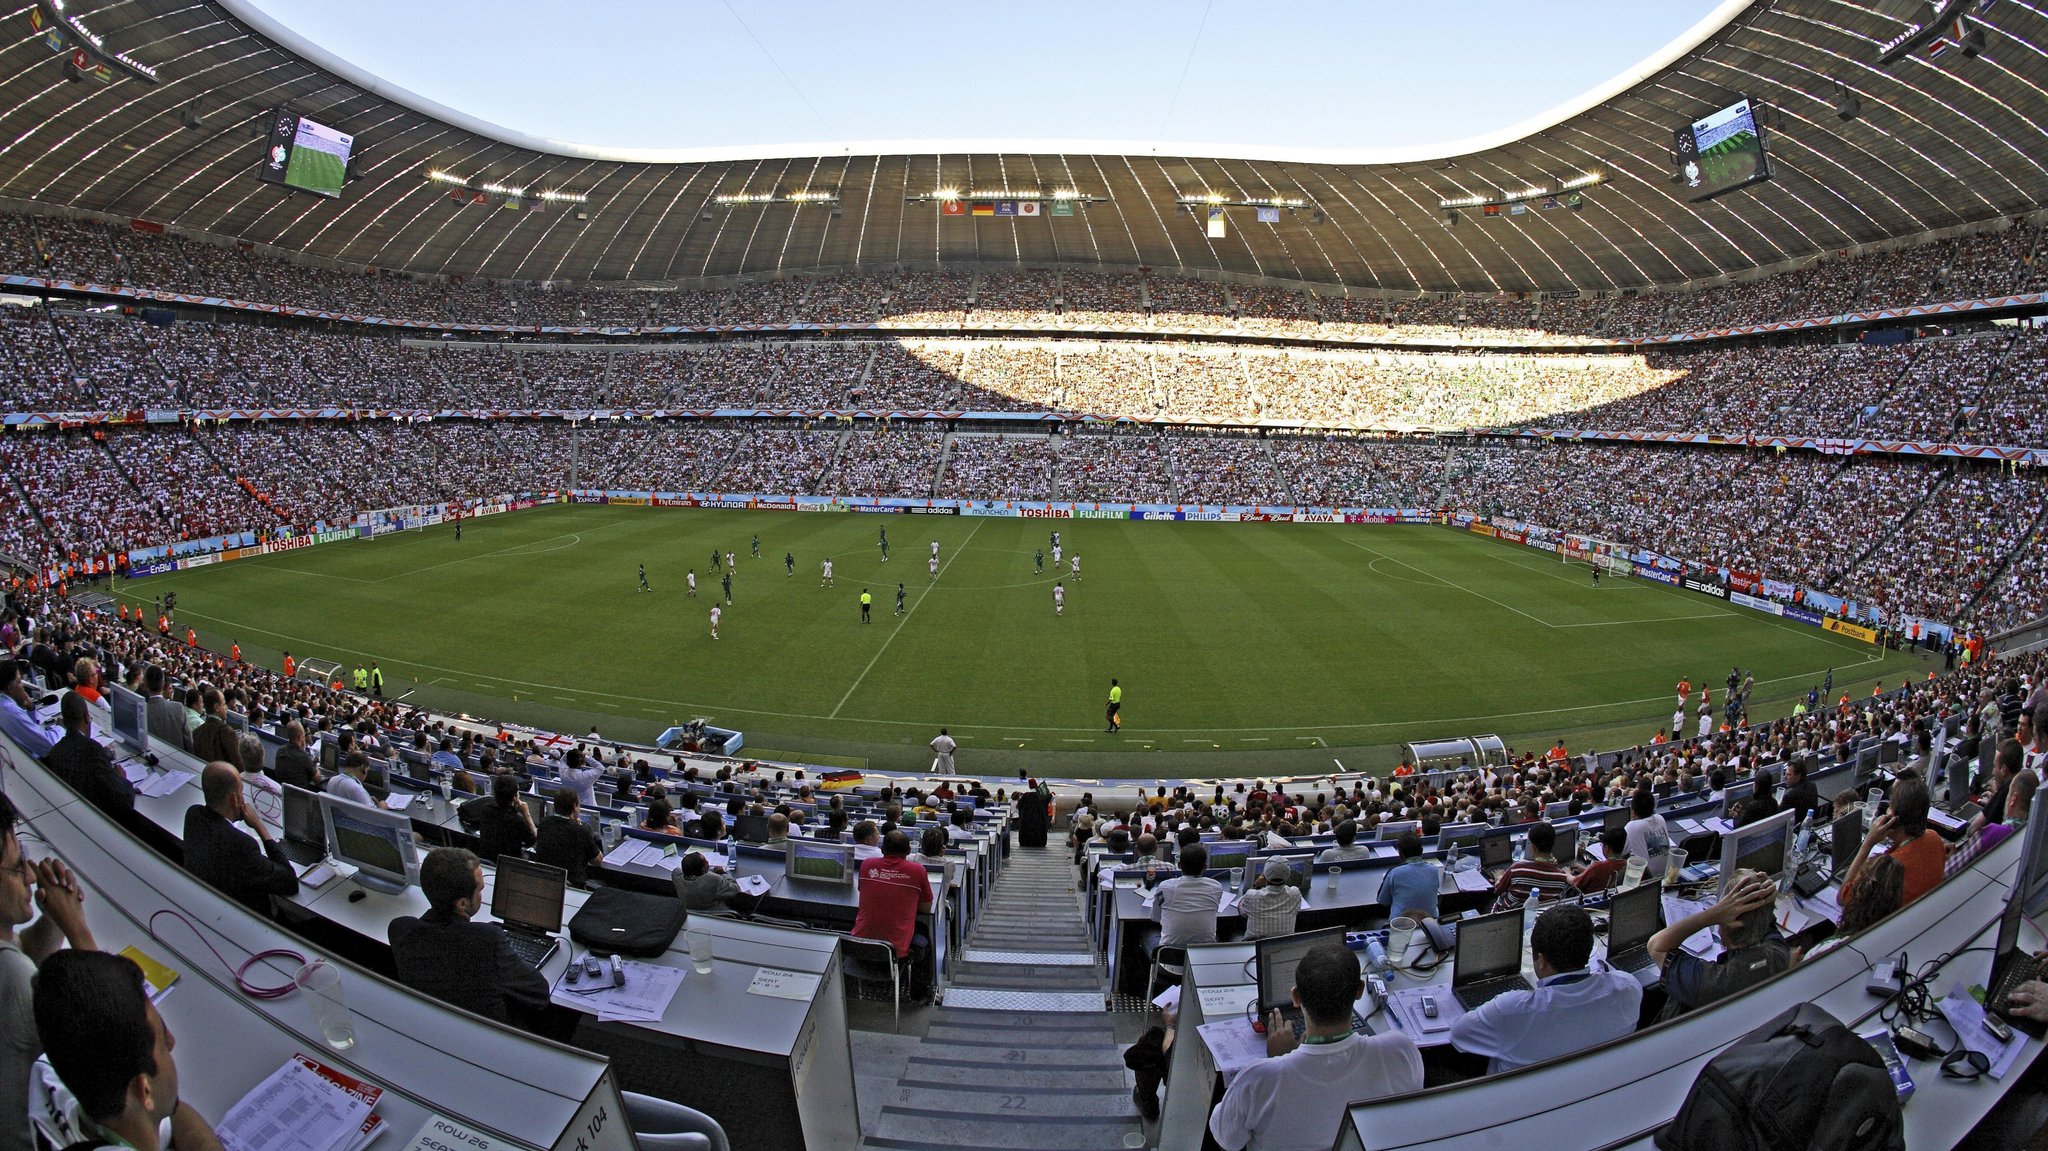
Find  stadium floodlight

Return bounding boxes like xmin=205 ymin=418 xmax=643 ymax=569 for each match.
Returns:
xmin=426 ymin=169 xmax=588 ymax=206
xmin=1833 ymin=80 xmax=1862 ymax=122
xmin=34 ymin=1 xmax=158 ymax=82
xmin=1175 ymin=193 xmax=1308 ymax=209
xmin=712 ymin=190 xmax=840 ymax=206
xmin=1437 ymin=171 xmax=1603 ymax=211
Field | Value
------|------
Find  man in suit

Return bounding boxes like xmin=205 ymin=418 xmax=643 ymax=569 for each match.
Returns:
xmin=189 ymin=688 xmax=241 ymax=769
xmin=44 ymin=691 xmax=135 ymax=822
xmin=142 ymin=666 xmax=190 ymax=753
xmin=181 ymin=761 xmax=299 ymax=914
xmin=271 ymin=721 xmax=321 ymax=790
xmin=388 ymin=847 xmax=550 ymax=1026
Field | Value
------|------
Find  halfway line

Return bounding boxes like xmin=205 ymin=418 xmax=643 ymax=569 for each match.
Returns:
xmin=829 ymin=518 xmax=986 ymax=718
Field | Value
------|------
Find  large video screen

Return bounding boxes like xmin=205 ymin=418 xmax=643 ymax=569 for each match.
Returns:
xmin=258 ymin=108 xmax=352 ymax=199
xmin=1674 ymin=97 xmax=1771 ymax=203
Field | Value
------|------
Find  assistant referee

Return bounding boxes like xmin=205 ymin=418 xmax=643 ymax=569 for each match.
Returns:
xmin=860 ymin=588 xmax=872 ymax=623
xmin=1106 ymin=679 xmax=1122 ymax=733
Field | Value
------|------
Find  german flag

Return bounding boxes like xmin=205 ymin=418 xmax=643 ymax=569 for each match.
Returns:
xmin=970 ymin=202 xmax=995 ymax=216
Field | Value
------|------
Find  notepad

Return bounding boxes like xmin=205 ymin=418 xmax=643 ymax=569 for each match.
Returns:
xmin=119 ymin=945 xmax=179 ymax=1003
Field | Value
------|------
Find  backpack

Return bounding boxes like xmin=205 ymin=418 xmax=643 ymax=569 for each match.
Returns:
xmin=1657 ymin=1003 xmax=1904 ymax=1151
xmin=567 ymin=886 xmax=687 ymax=957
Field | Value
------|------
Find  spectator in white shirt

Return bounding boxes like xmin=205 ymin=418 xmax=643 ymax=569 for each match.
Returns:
xmin=324 ymin=750 xmax=375 ymax=807
xmin=1209 ymin=940 xmax=1422 ymax=1151
xmin=1147 ymin=842 xmax=1224 ymax=975
xmin=1448 ymin=904 xmax=1642 ymax=1073
xmin=558 ymin=747 xmax=602 ymax=810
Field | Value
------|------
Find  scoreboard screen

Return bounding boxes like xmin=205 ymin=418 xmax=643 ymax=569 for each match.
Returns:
xmin=1674 ymin=98 xmax=1771 ymax=203
xmin=258 ymin=108 xmax=352 ymax=199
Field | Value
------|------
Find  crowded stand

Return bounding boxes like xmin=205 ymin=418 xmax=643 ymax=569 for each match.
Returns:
xmin=1834 ymin=469 xmax=2048 ymax=627
xmin=855 ymin=342 xmax=964 ymax=409
xmin=1058 ymin=433 xmax=1175 ymax=502
xmin=2 ymin=210 xmax=2040 ymax=343
xmin=1266 ymin=436 xmax=1445 ymax=508
xmin=1159 ymin=434 xmax=1290 ymax=505
xmin=958 ymin=343 xmax=1063 ymax=410
xmin=934 ymin=434 xmax=1057 ymax=500
xmin=576 ymin=426 xmax=745 ymax=493
xmin=1968 ymin=325 xmax=2048 ymax=444
xmin=820 ymin=424 xmax=947 ymax=497
xmin=710 ymin=428 xmax=842 ymax=494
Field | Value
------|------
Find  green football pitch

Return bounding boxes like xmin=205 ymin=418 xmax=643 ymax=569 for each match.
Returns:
xmin=125 ymin=505 xmax=1928 ymax=778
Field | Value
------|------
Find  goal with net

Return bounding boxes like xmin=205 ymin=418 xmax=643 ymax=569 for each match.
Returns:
xmin=297 ymin=658 xmax=343 ymax=688
xmin=1561 ymin=534 xmax=1633 ymax=578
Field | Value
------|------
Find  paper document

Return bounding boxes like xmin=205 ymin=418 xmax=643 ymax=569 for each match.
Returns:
xmin=122 ymin=762 xmax=151 ymax=784
xmin=1937 ymin=986 xmax=2027 ymax=1080
xmin=1197 ymin=983 xmax=1254 ymax=1020
xmin=1662 ymin=895 xmax=1723 ymax=960
xmin=1218 ymin=892 xmax=1239 ymax=916
xmin=736 ymin=874 xmax=771 ymax=897
xmin=1386 ymin=988 xmax=1456 ymax=1039
xmin=1452 ymin=869 xmax=1492 ymax=894
xmin=550 ymin=959 xmax=684 ymax=1023
xmin=215 ymin=1059 xmax=372 ymax=1151
xmin=1195 ymin=1016 xmax=1269 ymax=1085
xmin=748 ymin=967 xmax=822 ymax=1000
xmin=1151 ymin=984 xmax=1181 ymax=1012
xmin=380 ymin=793 xmax=411 ymax=811
xmin=601 ymin=839 xmax=647 ymax=867
xmin=134 ymin=769 xmax=195 ymax=798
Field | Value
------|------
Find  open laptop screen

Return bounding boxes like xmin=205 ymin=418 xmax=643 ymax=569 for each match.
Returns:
xmin=1452 ymin=908 xmax=1524 ymax=986
xmin=1256 ymin=926 xmax=1347 ymax=1014
xmin=491 ymin=857 xmax=567 ymax=934
xmin=1606 ymin=882 xmax=1661 ymax=954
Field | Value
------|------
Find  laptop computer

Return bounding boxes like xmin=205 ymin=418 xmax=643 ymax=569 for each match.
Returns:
xmin=1985 ymin=882 xmax=2048 ymax=1037
xmin=278 ymin=784 xmax=329 ymax=867
xmin=1602 ymin=881 xmax=1662 ymax=974
xmin=490 ymin=856 xmax=567 ymax=970
xmin=1477 ymin=830 xmax=1516 ymax=880
xmin=1450 ymin=907 xmax=1533 ymax=1011
xmin=1829 ymin=810 xmax=1861 ymax=879
xmin=1254 ymin=926 xmax=1369 ymax=1039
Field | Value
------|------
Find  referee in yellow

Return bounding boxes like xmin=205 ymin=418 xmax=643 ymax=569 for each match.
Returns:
xmin=1106 ymin=679 xmax=1122 ymax=733
xmin=860 ymin=588 xmax=872 ymax=624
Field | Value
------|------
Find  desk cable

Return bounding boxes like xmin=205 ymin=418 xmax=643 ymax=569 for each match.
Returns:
xmin=147 ymin=909 xmax=303 ymax=1000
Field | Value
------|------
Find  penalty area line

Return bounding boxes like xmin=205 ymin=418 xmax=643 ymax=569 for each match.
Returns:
xmin=828 ymin=518 xmax=985 ymax=719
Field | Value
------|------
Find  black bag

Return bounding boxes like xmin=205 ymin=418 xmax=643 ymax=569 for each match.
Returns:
xmin=1657 ymin=1003 xmax=1903 ymax=1151
xmin=567 ymin=886 xmax=686 ymax=957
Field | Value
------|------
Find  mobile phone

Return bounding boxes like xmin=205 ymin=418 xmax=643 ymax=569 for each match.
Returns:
xmin=1984 ymin=1014 xmax=2014 ymax=1043
xmin=1420 ymin=995 xmax=1438 ymax=1019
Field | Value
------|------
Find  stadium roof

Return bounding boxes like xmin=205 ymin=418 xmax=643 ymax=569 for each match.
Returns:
xmin=1 ymin=0 xmax=2044 ymax=294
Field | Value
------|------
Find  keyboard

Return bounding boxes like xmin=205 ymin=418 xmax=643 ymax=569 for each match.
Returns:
xmin=504 ymin=931 xmax=560 ymax=970
xmin=1454 ymin=975 xmax=1533 ymax=1012
xmin=1988 ymin=953 xmax=2048 ymax=1015
xmin=1281 ymin=1007 xmax=1370 ymax=1041
xmin=1606 ymin=947 xmax=1655 ymax=974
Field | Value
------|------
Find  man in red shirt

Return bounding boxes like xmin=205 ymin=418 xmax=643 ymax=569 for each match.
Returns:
xmin=852 ymin=830 xmax=934 ymax=988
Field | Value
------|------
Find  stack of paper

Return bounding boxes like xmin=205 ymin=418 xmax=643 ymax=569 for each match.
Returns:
xmin=215 ymin=1058 xmax=382 ymax=1151
xmin=134 ymin=769 xmax=195 ymax=798
xmin=1452 ymin=868 xmax=1493 ymax=894
xmin=550 ymin=960 xmax=684 ymax=1023
xmin=736 ymin=874 xmax=771 ymax=897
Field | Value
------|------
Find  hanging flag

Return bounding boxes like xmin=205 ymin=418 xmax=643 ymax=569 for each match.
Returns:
xmin=1509 ymin=202 xmax=1527 ymax=215
xmin=970 ymin=202 xmax=995 ymax=216
xmin=1482 ymin=203 xmax=1501 ymax=217
xmin=1017 ymin=201 xmax=1041 ymax=217
xmin=994 ymin=200 xmax=1018 ymax=216
xmin=1540 ymin=196 xmax=1559 ymax=211
xmin=1207 ymin=207 xmax=1227 ymax=238
xmin=1256 ymin=206 xmax=1280 ymax=223
xmin=1565 ymin=192 xmax=1584 ymax=211
xmin=1049 ymin=200 xmax=1074 ymax=217
xmin=940 ymin=199 xmax=966 ymax=216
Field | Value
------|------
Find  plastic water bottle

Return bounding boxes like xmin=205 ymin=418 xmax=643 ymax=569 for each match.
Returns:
xmin=1523 ymin=895 xmax=1541 ymax=939
xmin=1363 ymin=936 xmax=1388 ymax=974
xmin=1793 ymin=815 xmax=1814 ymax=862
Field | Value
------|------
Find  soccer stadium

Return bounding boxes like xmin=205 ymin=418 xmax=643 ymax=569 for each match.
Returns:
xmin=2 ymin=1 xmax=2048 ymax=1149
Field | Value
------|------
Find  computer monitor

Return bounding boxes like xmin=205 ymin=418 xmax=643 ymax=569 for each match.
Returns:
xmin=1255 ymin=926 xmax=1348 ymax=1014
xmin=1478 ymin=829 xmax=1515 ymax=870
xmin=1719 ymin=808 xmax=1795 ymax=898
xmin=1719 ymin=780 xmax=1755 ymax=822
xmin=1376 ymin=820 xmax=1421 ymax=843
xmin=1605 ymin=880 xmax=1662 ymax=954
xmin=1451 ymin=908 xmax=1526 ymax=987
xmin=1829 ymin=810 xmax=1862 ymax=879
xmin=105 ymin=683 xmax=149 ymax=755
xmin=2020 ymin=787 xmax=2048 ymax=916
xmin=1602 ymin=807 xmax=1629 ymax=834
xmin=1878 ymin=740 xmax=1901 ymax=766
xmin=1543 ymin=801 xmax=1571 ymax=820
xmin=281 ymin=784 xmax=327 ymax=852
xmin=1437 ymin=823 xmax=1485 ymax=853
xmin=1252 ymin=853 xmax=1313 ymax=892
xmin=319 ymin=794 xmax=419 ymax=895
xmin=1551 ymin=822 xmax=1582 ymax=863
xmin=520 ymin=793 xmax=548 ymax=826
xmin=226 ymin=711 xmax=249 ymax=734
xmin=786 ymin=839 xmax=854 ymax=885
xmin=490 ymin=856 xmax=568 ymax=935
xmin=733 ymin=813 xmax=773 ymax=843
xmin=319 ymin=738 xmax=340 ymax=775
xmin=1204 ymin=840 xmax=1254 ymax=874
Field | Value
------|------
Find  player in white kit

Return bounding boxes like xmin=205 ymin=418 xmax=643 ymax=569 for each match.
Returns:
xmin=1054 ymin=582 xmax=1065 ymax=615
xmin=821 ymin=559 xmax=835 ymax=587
xmin=709 ymin=605 xmax=721 ymax=639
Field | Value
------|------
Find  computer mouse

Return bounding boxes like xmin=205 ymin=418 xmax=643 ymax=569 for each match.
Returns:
xmin=348 ymin=889 xmax=367 ymax=903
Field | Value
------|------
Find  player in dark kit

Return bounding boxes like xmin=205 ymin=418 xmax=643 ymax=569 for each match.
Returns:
xmin=752 ymin=534 xmax=760 ymax=559
xmin=638 ymin=564 xmax=651 ymax=592
xmin=1591 ymin=563 xmax=1600 ymax=586
xmin=1034 ymin=549 xmax=1044 ymax=573
xmin=722 ymin=571 xmax=733 ymax=604
xmin=784 ymin=552 xmax=796 ymax=576
xmin=895 ymin=583 xmax=906 ymax=615
xmin=454 ymin=520 xmax=462 ymax=541
xmin=711 ymin=549 xmax=722 ymax=572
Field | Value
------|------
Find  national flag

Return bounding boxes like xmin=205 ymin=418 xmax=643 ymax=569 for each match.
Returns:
xmin=994 ymin=200 xmax=1018 ymax=216
xmin=1482 ymin=203 xmax=1501 ymax=217
xmin=1565 ymin=192 xmax=1584 ymax=211
xmin=940 ymin=199 xmax=966 ymax=216
xmin=970 ymin=202 xmax=995 ymax=216
xmin=1017 ymin=201 xmax=1041 ymax=217
xmin=1049 ymin=200 xmax=1074 ymax=217
xmin=499 ymin=198 xmax=522 ymax=211
xmin=1540 ymin=196 xmax=1559 ymax=211
xmin=1207 ymin=207 xmax=1226 ymax=238
xmin=1509 ymin=201 xmax=1527 ymax=215
xmin=1256 ymin=206 xmax=1280 ymax=223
